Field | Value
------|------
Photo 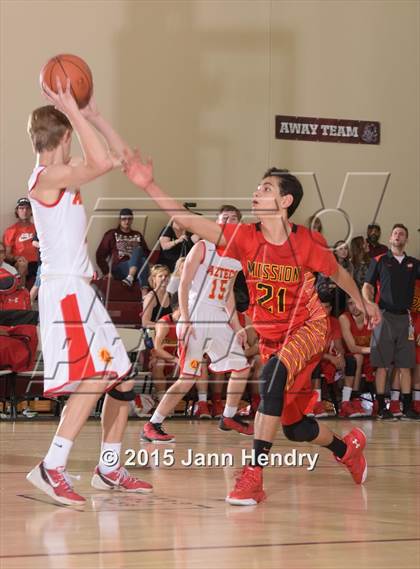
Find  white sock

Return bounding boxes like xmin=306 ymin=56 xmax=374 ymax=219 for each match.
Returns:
xmin=198 ymin=393 xmax=207 ymax=402
xmin=342 ymin=386 xmax=352 ymax=402
xmin=413 ymin=390 xmax=420 ymax=401
xmin=391 ymin=390 xmax=400 ymax=401
xmin=223 ymin=405 xmax=237 ymax=418
xmin=150 ymin=410 xmax=166 ymax=424
xmin=315 ymin=389 xmax=322 ymax=402
xmin=99 ymin=442 xmax=122 ymax=475
xmin=44 ymin=436 xmax=73 ymax=470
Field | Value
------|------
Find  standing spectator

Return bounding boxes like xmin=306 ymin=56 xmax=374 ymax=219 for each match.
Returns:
xmin=96 ymin=208 xmax=150 ymax=295
xmin=157 ymin=220 xmax=197 ymax=272
xmin=3 ymin=198 xmax=39 ymax=280
xmin=362 ymin=224 xmax=420 ymax=420
xmin=334 ymin=240 xmax=353 ymax=275
xmin=350 ymin=236 xmax=371 ymax=289
xmin=366 ymin=223 xmax=388 ymax=258
xmin=306 ymin=213 xmax=323 ymax=234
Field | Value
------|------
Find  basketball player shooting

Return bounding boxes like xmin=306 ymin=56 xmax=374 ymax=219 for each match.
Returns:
xmin=26 ymin=79 xmax=152 ymax=506
xmin=123 ymin=151 xmax=382 ymax=506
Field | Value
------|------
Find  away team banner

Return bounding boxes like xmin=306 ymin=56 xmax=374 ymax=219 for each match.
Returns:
xmin=275 ymin=115 xmax=380 ymax=144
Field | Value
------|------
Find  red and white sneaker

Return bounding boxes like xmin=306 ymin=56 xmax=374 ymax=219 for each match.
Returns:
xmin=350 ymin=398 xmax=370 ymax=417
xmin=141 ymin=421 xmax=175 ymax=443
xmin=313 ymin=401 xmax=328 ymax=418
xmin=193 ymin=401 xmax=212 ymax=419
xmin=226 ymin=466 xmax=266 ymax=506
xmin=91 ymin=466 xmax=153 ymax=493
xmin=389 ymin=400 xmax=402 ymax=417
xmin=212 ymin=400 xmax=224 ymax=418
xmin=412 ymin=400 xmax=420 ymax=414
xmin=26 ymin=462 xmax=86 ymax=506
xmin=338 ymin=401 xmax=360 ymax=418
xmin=335 ymin=428 xmax=367 ymax=484
xmin=219 ymin=415 xmax=254 ymax=436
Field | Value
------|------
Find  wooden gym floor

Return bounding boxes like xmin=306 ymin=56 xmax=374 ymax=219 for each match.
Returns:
xmin=0 ymin=418 xmax=419 ymax=569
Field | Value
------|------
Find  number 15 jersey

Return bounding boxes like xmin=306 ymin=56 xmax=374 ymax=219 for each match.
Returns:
xmin=188 ymin=239 xmax=242 ymax=318
xmin=220 ymin=222 xmax=338 ymax=341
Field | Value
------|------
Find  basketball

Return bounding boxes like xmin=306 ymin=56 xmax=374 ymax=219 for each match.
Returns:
xmin=39 ymin=54 xmax=93 ymax=108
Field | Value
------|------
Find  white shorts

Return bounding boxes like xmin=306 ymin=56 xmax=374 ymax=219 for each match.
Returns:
xmin=177 ymin=305 xmax=249 ymax=376
xmin=38 ymin=276 xmax=131 ymax=396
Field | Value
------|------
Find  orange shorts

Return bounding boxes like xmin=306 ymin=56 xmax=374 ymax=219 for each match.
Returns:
xmin=259 ymin=317 xmax=328 ymax=426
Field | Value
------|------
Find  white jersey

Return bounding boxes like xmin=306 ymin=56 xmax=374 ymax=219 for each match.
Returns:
xmin=28 ymin=166 xmax=94 ymax=278
xmin=188 ymin=240 xmax=242 ymax=317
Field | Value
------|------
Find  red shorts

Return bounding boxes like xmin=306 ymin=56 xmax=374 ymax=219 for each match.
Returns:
xmin=259 ymin=318 xmax=328 ymax=426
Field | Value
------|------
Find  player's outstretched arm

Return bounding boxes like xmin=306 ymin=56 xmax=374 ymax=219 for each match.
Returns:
xmin=123 ymin=151 xmax=226 ymax=246
xmin=35 ymin=78 xmax=113 ymax=193
xmin=331 ymin=265 xmax=381 ymax=327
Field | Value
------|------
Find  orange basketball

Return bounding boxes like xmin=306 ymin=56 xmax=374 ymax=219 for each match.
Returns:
xmin=39 ymin=54 xmax=93 ymax=108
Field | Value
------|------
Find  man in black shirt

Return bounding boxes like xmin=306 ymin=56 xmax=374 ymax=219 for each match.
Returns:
xmin=363 ymin=224 xmax=420 ymax=420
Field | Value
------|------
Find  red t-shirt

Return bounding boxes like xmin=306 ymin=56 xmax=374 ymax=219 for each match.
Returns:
xmin=219 ymin=223 xmax=338 ymax=341
xmin=341 ymin=311 xmax=371 ymax=349
xmin=3 ymin=222 xmax=38 ymax=262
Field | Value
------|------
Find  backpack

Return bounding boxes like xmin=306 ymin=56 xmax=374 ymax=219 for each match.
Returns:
xmin=0 ymin=268 xmax=31 ymax=311
xmin=0 ymin=324 xmax=38 ymax=372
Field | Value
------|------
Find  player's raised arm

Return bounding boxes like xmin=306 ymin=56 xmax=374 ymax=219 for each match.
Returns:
xmin=123 ymin=151 xmax=226 ymax=246
xmin=33 ymin=78 xmax=113 ymax=194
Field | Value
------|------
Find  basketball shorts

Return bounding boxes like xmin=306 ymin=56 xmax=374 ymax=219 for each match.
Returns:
xmin=370 ymin=311 xmax=415 ymax=368
xmin=259 ymin=317 xmax=329 ymax=425
xmin=178 ymin=304 xmax=249 ymax=377
xmin=39 ymin=276 xmax=131 ymax=396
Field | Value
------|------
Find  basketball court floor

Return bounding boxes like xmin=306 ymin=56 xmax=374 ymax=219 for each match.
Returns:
xmin=1 ymin=418 xmax=419 ymax=569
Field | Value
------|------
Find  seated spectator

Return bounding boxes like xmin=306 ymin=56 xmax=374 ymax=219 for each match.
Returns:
xmin=366 ymin=223 xmax=388 ymax=258
xmin=0 ymin=250 xmax=31 ymax=312
xmin=310 ymin=296 xmax=359 ymax=419
xmin=306 ymin=213 xmax=323 ymax=234
xmin=141 ymin=265 xmax=172 ymax=328
xmin=2 ymin=198 xmax=39 ymax=281
xmin=339 ymin=297 xmax=375 ymax=415
xmin=0 ymin=241 xmax=18 ymax=276
xmin=149 ymin=298 xmax=181 ymax=404
xmin=334 ymin=240 xmax=354 ymax=275
xmin=316 ymin=240 xmax=351 ymax=317
xmin=29 ymin=234 xmax=42 ymax=305
xmin=166 ymin=257 xmax=186 ymax=295
xmin=350 ymin=235 xmax=371 ymax=289
xmin=96 ymin=208 xmax=150 ymax=295
xmin=157 ymin=220 xmax=197 ymax=272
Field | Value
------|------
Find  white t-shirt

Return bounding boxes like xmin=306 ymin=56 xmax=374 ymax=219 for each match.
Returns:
xmin=0 ymin=261 xmax=17 ymax=275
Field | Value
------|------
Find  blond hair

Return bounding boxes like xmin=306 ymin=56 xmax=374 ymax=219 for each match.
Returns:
xmin=173 ymin=257 xmax=186 ymax=277
xmin=28 ymin=105 xmax=72 ymax=153
xmin=149 ymin=264 xmax=170 ymax=289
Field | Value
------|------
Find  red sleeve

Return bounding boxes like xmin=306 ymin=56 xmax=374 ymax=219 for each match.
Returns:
xmin=3 ymin=226 xmax=15 ymax=248
xmin=304 ymin=230 xmax=338 ymax=277
xmin=218 ymin=224 xmax=247 ymax=261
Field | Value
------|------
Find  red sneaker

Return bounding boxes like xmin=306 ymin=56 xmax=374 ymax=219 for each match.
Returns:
xmin=26 ymin=462 xmax=86 ymax=506
xmin=141 ymin=421 xmax=175 ymax=443
xmin=226 ymin=466 xmax=266 ymax=506
xmin=339 ymin=401 xmax=359 ymax=418
xmin=412 ymin=400 xmax=420 ymax=414
xmin=389 ymin=400 xmax=402 ymax=417
xmin=194 ymin=401 xmax=212 ymax=419
xmin=212 ymin=400 xmax=224 ymax=418
xmin=219 ymin=415 xmax=254 ymax=436
xmin=350 ymin=398 xmax=369 ymax=417
xmin=335 ymin=428 xmax=367 ymax=484
xmin=91 ymin=466 xmax=153 ymax=493
xmin=313 ymin=401 xmax=328 ymax=418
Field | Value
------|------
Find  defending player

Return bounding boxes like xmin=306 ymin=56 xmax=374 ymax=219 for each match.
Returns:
xmin=123 ymin=153 xmax=381 ymax=505
xmin=141 ymin=222 xmax=252 ymax=443
xmin=26 ymin=80 xmax=152 ymax=506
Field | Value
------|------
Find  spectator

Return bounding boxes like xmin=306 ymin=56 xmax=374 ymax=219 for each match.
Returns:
xmin=0 ymin=241 xmax=18 ymax=276
xmin=166 ymin=257 xmax=186 ymax=295
xmin=366 ymin=223 xmax=388 ymax=258
xmin=333 ymin=240 xmax=353 ymax=275
xmin=306 ymin=213 xmax=323 ymax=234
xmin=362 ymin=223 xmax=420 ymax=420
xmin=3 ymin=198 xmax=39 ymax=280
xmin=96 ymin=208 xmax=150 ymax=295
xmin=316 ymin=240 xmax=351 ymax=317
xmin=350 ymin=235 xmax=371 ymax=289
xmin=141 ymin=265 xmax=172 ymax=328
xmin=157 ymin=220 xmax=197 ymax=272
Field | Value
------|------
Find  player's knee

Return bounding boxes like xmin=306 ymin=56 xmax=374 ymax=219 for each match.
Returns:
xmin=258 ymin=357 xmax=287 ymax=416
xmin=116 ymin=378 xmax=135 ymax=392
xmin=344 ymin=355 xmax=357 ymax=376
xmin=108 ymin=379 xmax=136 ymax=401
xmin=283 ymin=417 xmax=320 ymax=442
